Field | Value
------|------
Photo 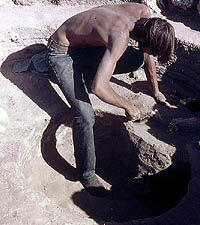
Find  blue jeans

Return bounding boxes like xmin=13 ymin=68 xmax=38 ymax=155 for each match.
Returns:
xmin=47 ymin=39 xmax=144 ymax=180
xmin=47 ymin=46 xmax=97 ymax=180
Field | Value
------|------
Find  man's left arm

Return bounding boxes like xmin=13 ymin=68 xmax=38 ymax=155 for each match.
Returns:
xmin=143 ymin=53 xmax=168 ymax=104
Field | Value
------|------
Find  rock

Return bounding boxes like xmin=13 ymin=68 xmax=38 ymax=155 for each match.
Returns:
xmin=171 ymin=0 xmax=195 ymax=10
xmin=116 ymin=119 xmax=176 ymax=177
xmin=12 ymin=0 xmax=33 ymax=6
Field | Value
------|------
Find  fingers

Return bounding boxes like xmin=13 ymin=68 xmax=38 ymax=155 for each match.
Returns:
xmin=163 ymin=101 xmax=177 ymax=109
xmin=125 ymin=109 xmax=140 ymax=121
xmin=125 ymin=112 xmax=139 ymax=121
xmin=157 ymin=97 xmax=177 ymax=109
xmin=155 ymin=92 xmax=177 ymax=109
xmin=131 ymin=111 xmax=140 ymax=121
xmin=131 ymin=116 xmax=140 ymax=122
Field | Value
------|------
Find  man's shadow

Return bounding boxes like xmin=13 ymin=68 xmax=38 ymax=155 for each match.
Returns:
xmin=40 ymin=111 xmax=79 ymax=181
xmin=1 ymin=43 xmax=78 ymax=181
xmin=0 ymin=44 xmax=69 ymax=117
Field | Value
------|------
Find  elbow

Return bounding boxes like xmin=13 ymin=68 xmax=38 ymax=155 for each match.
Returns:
xmin=91 ymin=81 xmax=104 ymax=97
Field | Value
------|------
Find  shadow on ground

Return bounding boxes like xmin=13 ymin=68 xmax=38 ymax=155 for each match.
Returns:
xmin=0 ymin=44 xmax=68 ymax=117
xmin=41 ymin=111 xmax=149 ymax=223
xmin=158 ymin=2 xmax=200 ymax=32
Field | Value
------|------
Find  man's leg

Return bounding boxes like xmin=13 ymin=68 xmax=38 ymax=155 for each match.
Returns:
xmin=48 ymin=49 xmax=109 ymax=197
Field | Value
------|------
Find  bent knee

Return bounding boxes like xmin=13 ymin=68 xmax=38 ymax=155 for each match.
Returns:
xmin=73 ymin=103 xmax=95 ymax=125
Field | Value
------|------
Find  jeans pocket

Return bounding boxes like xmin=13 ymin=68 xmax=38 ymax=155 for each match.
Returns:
xmin=48 ymin=53 xmax=72 ymax=85
xmin=47 ymin=55 xmax=60 ymax=83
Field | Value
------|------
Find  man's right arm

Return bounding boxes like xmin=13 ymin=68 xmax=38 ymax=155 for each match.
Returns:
xmin=91 ymin=31 xmax=140 ymax=120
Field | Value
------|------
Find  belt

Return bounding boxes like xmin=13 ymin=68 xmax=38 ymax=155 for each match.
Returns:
xmin=47 ymin=38 xmax=69 ymax=52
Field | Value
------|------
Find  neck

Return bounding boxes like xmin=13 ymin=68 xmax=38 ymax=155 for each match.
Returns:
xmin=130 ymin=18 xmax=147 ymax=41
xmin=130 ymin=27 xmax=139 ymax=42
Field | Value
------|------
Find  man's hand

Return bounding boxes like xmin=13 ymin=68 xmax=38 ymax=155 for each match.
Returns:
xmin=154 ymin=91 xmax=177 ymax=108
xmin=125 ymin=104 xmax=140 ymax=121
xmin=154 ymin=91 xmax=167 ymax=104
xmin=143 ymin=54 xmax=176 ymax=108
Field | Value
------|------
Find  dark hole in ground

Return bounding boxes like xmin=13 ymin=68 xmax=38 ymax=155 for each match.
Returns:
xmin=89 ymin=113 xmax=191 ymax=221
xmin=40 ymin=112 xmax=191 ymax=223
xmin=185 ymin=99 xmax=200 ymax=112
xmin=130 ymin=162 xmax=191 ymax=217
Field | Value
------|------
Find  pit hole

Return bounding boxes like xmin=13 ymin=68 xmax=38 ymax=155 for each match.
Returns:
xmin=185 ymin=99 xmax=200 ymax=112
xmin=22 ymin=112 xmax=191 ymax=223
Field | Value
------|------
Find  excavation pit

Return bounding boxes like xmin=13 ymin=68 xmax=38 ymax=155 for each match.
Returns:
xmin=1 ymin=1 xmax=200 ymax=224
xmin=19 ymin=110 xmax=191 ymax=224
xmin=1 ymin=32 xmax=199 ymax=225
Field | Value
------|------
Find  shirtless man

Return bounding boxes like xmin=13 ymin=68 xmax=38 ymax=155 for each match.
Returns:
xmin=47 ymin=2 xmax=175 ymax=197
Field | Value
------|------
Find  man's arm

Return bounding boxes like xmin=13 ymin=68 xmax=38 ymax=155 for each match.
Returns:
xmin=143 ymin=53 xmax=167 ymax=104
xmin=91 ymin=31 xmax=140 ymax=120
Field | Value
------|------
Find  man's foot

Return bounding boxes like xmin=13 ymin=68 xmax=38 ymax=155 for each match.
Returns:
xmin=80 ymin=175 xmax=110 ymax=197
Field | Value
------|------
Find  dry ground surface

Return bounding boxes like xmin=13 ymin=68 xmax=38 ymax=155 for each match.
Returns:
xmin=0 ymin=1 xmax=200 ymax=225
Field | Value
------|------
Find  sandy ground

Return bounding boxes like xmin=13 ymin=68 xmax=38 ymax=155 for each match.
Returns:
xmin=0 ymin=1 xmax=200 ymax=225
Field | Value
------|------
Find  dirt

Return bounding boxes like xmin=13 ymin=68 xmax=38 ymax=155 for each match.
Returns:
xmin=0 ymin=1 xmax=200 ymax=225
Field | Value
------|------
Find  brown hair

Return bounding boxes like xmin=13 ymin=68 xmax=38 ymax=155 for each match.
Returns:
xmin=134 ymin=17 xmax=175 ymax=63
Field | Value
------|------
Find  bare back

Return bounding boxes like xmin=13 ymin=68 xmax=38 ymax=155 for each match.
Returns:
xmin=51 ymin=3 xmax=150 ymax=48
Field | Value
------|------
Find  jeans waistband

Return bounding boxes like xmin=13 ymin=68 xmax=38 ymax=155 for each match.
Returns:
xmin=47 ymin=36 xmax=69 ymax=52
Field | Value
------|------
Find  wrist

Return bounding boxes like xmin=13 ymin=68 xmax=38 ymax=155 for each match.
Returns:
xmin=123 ymin=101 xmax=132 ymax=112
xmin=153 ymin=89 xmax=159 ymax=97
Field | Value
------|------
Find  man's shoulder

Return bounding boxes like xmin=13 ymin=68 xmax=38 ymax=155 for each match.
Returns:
xmin=139 ymin=4 xmax=151 ymax=18
xmin=122 ymin=3 xmax=151 ymax=19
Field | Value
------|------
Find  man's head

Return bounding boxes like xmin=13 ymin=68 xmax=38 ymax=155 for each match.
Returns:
xmin=133 ymin=17 xmax=175 ymax=63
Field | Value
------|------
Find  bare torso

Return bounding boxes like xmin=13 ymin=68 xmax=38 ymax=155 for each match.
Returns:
xmin=49 ymin=3 xmax=169 ymax=120
xmin=51 ymin=3 xmax=150 ymax=47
